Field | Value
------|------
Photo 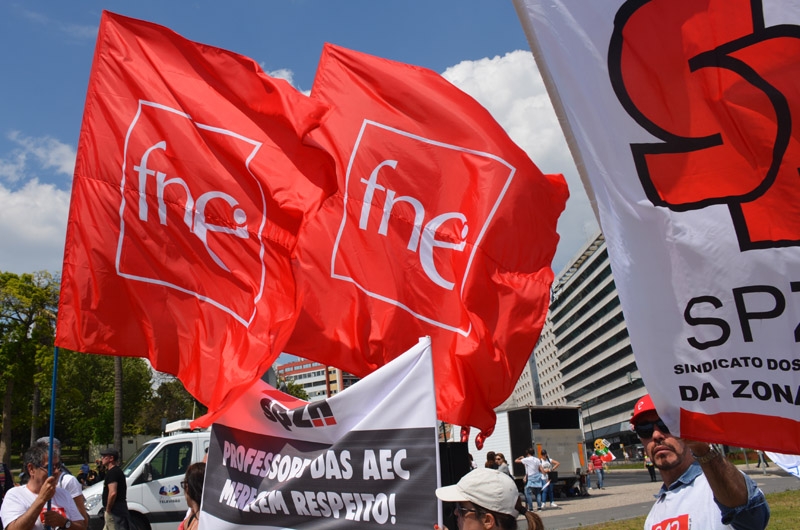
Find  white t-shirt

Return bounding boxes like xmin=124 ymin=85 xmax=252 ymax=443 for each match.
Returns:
xmin=58 ymin=473 xmax=84 ymax=499
xmin=645 ymin=471 xmax=731 ymax=530
xmin=0 ymin=485 xmax=82 ymax=530
xmin=521 ymin=456 xmax=542 ymax=480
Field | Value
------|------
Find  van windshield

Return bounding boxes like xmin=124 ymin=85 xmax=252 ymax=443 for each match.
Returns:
xmin=122 ymin=443 xmax=158 ymax=477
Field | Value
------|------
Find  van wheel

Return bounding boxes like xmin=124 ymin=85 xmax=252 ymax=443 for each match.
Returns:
xmin=130 ymin=513 xmax=151 ymax=530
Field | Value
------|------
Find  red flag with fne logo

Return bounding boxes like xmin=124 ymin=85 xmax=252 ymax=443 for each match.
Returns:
xmin=286 ymin=44 xmax=568 ymax=438
xmin=56 ymin=11 xmax=335 ymax=423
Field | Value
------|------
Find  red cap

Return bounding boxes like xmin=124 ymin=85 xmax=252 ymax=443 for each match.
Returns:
xmin=630 ymin=394 xmax=657 ymax=425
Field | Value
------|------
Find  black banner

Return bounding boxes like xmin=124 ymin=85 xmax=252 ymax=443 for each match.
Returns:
xmin=203 ymin=424 xmax=438 ymax=528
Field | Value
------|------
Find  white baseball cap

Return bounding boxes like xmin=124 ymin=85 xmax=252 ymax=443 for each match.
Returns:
xmin=435 ymin=468 xmax=518 ymax=516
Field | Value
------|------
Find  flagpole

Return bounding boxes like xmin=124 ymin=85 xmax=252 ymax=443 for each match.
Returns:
xmin=45 ymin=346 xmax=59 ymax=530
xmin=325 ymin=365 xmax=331 ymax=398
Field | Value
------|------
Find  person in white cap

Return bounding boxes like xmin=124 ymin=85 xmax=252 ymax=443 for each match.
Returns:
xmin=433 ymin=468 xmax=543 ymax=530
xmin=631 ymin=394 xmax=769 ymax=529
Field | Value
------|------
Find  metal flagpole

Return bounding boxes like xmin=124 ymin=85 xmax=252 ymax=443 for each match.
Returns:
xmin=45 ymin=346 xmax=60 ymax=530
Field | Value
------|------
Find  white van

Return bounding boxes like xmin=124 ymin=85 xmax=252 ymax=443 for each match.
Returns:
xmin=84 ymin=420 xmax=210 ymax=530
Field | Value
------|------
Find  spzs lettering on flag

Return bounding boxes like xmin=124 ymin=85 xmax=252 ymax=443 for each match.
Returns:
xmin=118 ymin=100 xmax=267 ymax=326
xmin=332 ymin=120 xmax=516 ymax=336
xmin=261 ymin=397 xmax=337 ymax=431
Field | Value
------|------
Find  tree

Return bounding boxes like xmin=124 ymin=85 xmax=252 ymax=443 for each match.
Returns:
xmin=0 ymin=271 xmax=59 ymax=466
xmin=279 ymin=377 xmax=309 ymax=401
xmin=137 ymin=377 xmax=207 ymax=435
xmin=114 ymin=357 xmax=122 ymax=452
xmin=37 ymin=349 xmax=153 ymax=458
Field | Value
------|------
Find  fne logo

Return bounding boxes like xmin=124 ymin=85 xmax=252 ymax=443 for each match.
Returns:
xmin=260 ymin=397 xmax=337 ymax=432
xmin=609 ymin=0 xmax=800 ymax=250
xmin=117 ymin=101 xmax=268 ymax=326
xmin=332 ymin=120 xmax=516 ymax=336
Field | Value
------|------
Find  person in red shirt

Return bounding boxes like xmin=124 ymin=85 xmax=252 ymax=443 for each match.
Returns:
xmin=589 ymin=452 xmax=605 ymax=489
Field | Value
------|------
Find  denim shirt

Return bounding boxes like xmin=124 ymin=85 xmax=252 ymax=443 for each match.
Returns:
xmin=651 ymin=462 xmax=769 ymax=530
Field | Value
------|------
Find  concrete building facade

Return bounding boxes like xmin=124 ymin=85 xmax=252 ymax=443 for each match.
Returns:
xmin=532 ymin=232 xmax=644 ymax=450
xmin=276 ymin=360 xmax=359 ymax=402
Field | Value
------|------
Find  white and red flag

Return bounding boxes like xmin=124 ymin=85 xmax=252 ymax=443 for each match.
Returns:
xmin=515 ymin=0 xmax=800 ymax=452
xmin=201 ymin=337 xmax=440 ymax=529
xmin=56 ymin=11 xmax=334 ymax=423
xmin=286 ymin=44 xmax=568 ymax=441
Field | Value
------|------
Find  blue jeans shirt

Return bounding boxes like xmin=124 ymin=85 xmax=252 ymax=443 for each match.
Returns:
xmin=650 ymin=462 xmax=769 ymax=530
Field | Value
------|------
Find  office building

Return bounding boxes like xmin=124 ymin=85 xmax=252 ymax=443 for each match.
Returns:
xmin=276 ymin=360 xmax=360 ymax=402
xmin=532 ymin=232 xmax=645 ymax=449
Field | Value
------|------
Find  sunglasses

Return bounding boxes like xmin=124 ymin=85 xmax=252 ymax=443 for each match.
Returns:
xmin=633 ymin=418 xmax=670 ymax=439
xmin=454 ymin=506 xmax=480 ymax=519
xmin=181 ymin=481 xmax=188 ymax=490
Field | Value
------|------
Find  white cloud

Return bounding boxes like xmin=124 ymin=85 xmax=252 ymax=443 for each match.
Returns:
xmin=266 ymin=68 xmax=296 ymax=86
xmin=1 ymin=131 xmax=76 ymax=183
xmin=442 ymin=51 xmax=599 ymax=273
xmin=0 ymin=53 xmax=599 ymax=276
xmin=0 ymin=179 xmax=69 ymax=274
xmin=17 ymin=8 xmax=97 ymax=40
xmin=0 ymin=148 xmax=26 ymax=183
xmin=0 ymin=132 xmax=74 ymax=273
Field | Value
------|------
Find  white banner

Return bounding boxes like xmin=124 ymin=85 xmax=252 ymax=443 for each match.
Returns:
xmin=514 ymin=0 xmax=800 ymax=453
xmin=765 ymin=452 xmax=800 ymax=479
xmin=200 ymin=337 xmax=440 ymax=529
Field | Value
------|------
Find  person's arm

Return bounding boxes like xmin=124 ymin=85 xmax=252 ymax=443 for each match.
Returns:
xmin=70 ymin=518 xmax=88 ymax=530
xmin=686 ymin=442 xmax=769 ymax=529
xmin=42 ymin=493 xmax=87 ymax=530
xmin=5 ymin=476 xmax=56 ymax=530
xmin=62 ymin=496 xmax=88 ymax=530
xmin=686 ymin=442 xmax=747 ymax=507
xmin=514 ymin=456 xmax=524 ymax=463
xmin=105 ymin=481 xmax=118 ymax=512
xmin=63 ymin=476 xmax=89 ymax=524
xmin=550 ymin=458 xmax=560 ymax=471
xmin=73 ymin=494 xmax=89 ymax=525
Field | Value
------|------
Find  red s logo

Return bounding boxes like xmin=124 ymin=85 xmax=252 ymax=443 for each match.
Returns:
xmin=609 ymin=0 xmax=800 ymax=249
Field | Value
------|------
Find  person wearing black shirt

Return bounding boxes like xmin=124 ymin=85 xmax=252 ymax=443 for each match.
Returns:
xmin=100 ymin=449 xmax=130 ymax=530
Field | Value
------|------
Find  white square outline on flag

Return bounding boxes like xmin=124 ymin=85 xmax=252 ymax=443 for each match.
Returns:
xmin=331 ymin=119 xmax=517 ymax=337
xmin=116 ymin=100 xmax=268 ymax=328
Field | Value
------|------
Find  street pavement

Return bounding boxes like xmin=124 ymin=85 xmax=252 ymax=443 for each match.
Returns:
xmin=526 ymin=466 xmax=799 ymax=529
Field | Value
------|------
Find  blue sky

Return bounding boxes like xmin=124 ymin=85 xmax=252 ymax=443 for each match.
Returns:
xmin=0 ymin=1 xmax=598 ymax=276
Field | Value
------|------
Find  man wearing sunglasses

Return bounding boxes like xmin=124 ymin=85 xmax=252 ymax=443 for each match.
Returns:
xmin=36 ymin=437 xmax=88 ymax=526
xmin=0 ymin=442 xmax=85 ymax=530
xmin=100 ymin=448 xmax=130 ymax=530
xmin=631 ymin=395 xmax=769 ymax=529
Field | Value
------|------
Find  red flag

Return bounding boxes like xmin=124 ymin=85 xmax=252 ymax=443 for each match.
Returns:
xmin=286 ymin=44 xmax=568 ymax=437
xmin=56 ymin=11 xmax=334 ymax=424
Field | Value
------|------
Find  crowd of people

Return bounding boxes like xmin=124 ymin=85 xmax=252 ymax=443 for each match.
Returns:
xmin=451 ymin=395 xmax=771 ymax=529
xmin=0 ymin=441 xmax=206 ymax=530
xmin=0 ymin=394 xmax=774 ymax=530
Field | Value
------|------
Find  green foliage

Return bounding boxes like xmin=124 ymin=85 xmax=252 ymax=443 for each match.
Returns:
xmin=52 ymin=351 xmax=154 ymax=446
xmin=136 ymin=377 xmax=207 ymax=435
xmin=571 ymin=489 xmax=800 ymax=529
xmin=0 ymin=271 xmax=60 ymax=461
xmin=766 ymin=489 xmax=800 ymax=528
xmin=0 ymin=270 xmax=156 ymax=460
xmin=280 ymin=377 xmax=309 ymax=401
